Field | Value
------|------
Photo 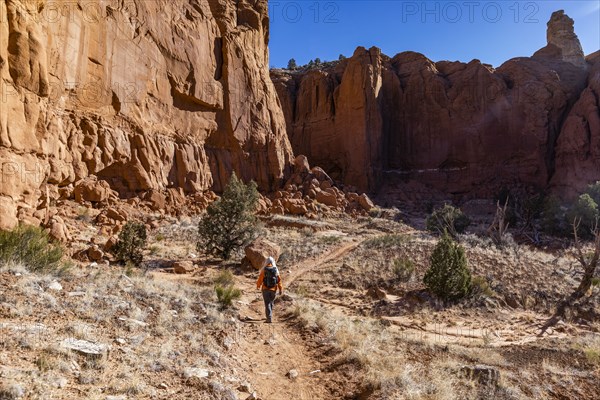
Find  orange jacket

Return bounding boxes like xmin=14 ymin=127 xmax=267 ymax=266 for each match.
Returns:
xmin=256 ymin=268 xmax=283 ymax=292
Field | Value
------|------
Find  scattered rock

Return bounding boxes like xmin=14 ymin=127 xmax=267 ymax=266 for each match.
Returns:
xmin=183 ymin=367 xmax=210 ymax=379
xmin=47 ymin=216 xmax=71 ymax=242
xmin=52 ymin=376 xmax=68 ymax=388
xmin=245 ymin=392 xmax=258 ymax=400
xmin=286 ymin=369 xmax=299 ymax=380
xmin=47 ymin=281 xmax=63 ymax=291
xmin=61 ymin=338 xmax=110 ymax=357
xmin=238 ymin=383 xmax=252 ymax=393
xmin=366 ymin=286 xmax=387 ymax=301
xmin=104 ymin=236 xmax=118 ymax=253
xmin=158 ymin=383 xmax=168 ymax=390
xmin=118 ymin=317 xmax=148 ymax=327
xmin=87 ymin=245 xmax=104 ymax=262
xmin=358 ymin=193 xmax=375 ymax=211
xmin=173 ymin=261 xmax=195 ymax=274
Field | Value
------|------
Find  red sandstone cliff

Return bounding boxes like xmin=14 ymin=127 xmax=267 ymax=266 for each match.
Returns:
xmin=272 ymin=10 xmax=596 ymax=199
xmin=0 ymin=0 xmax=293 ymax=229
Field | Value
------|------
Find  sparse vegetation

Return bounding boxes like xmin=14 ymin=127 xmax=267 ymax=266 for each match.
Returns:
xmin=364 ymin=234 xmax=405 ymax=249
xmin=215 ymin=284 xmax=242 ymax=308
xmin=392 ymin=258 xmax=415 ymax=282
xmin=567 ymin=193 xmax=599 ymax=238
xmin=197 ymin=173 xmax=259 ymax=260
xmin=426 ymin=204 xmax=471 ymax=237
xmin=111 ymin=221 xmax=147 ymax=266
xmin=213 ymin=269 xmax=235 ymax=287
xmin=0 ymin=225 xmax=63 ymax=273
xmin=424 ymin=233 xmax=471 ymax=301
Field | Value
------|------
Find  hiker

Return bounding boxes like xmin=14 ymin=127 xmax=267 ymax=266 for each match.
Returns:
xmin=256 ymin=256 xmax=283 ymax=323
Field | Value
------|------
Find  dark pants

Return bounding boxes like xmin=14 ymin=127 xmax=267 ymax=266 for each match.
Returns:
xmin=262 ymin=290 xmax=277 ymax=321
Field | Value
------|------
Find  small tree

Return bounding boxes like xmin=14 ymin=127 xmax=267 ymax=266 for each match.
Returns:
xmin=541 ymin=195 xmax=567 ymax=236
xmin=314 ymin=57 xmax=321 ymax=65
xmin=197 ymin=173 xmax=259 ymax=260
xmin=567 ymin=193 xmax=599 ymax=238
xmin=287 ymin=58 xmax=297 ymax=70
xmin=111 ymin=221 xmax=147 ymax=266
xmin=426 ymin=204 xmax=471 ymax=238
xmin=424 ymin=233 xmax=471 ymax=301
xmin=338 ymin=54 xmax=346 ymax=61
xmin=540 ymin=219 xmax=600 ymax=334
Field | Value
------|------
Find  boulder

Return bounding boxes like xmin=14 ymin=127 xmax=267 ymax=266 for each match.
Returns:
xmin=74 ymin=177 xmax=115 ymax=204
xmin=358 ymin=194 xmax=375 ymax=211
xmin=293 ymin=155 xmax=310 ymax=174
xmin=48 ymin=216 xmax=71 ymax=242
xmin=173 ymin=261 xmax=195 ymax=274
xmin=244 ymin=238 xmax=281 ymax=270
xmin=315 ymin=189 xmax=338 ymax=207
xmin=145 ymin=190 xmax=167 ymax=211
xmin=87 ymin=245 xmax=104 ymax=262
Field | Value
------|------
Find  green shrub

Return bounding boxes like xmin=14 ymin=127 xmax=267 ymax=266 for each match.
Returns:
xmin=585 ymin=181 xmax=600 ymax=205
xmin=541 ymin=195 xmax=567 ymax=236
xmin=111 ymin=221 xmax=147 ymax=266
xmin=213 ymin=270 xmax=235 ymax=287
xmin=392 ymin=258 xmax=415 ymax=282
xmin=0 ymin=225 xmax=63 ymax=273
xmin=215 ymin=284 xmax=242 ymax=308
xmin=197 ymin=173 xmax=259 ymax=260
xmin=567 ymin=193 xmax=599 ymax=238
xmin=423 ymin=233 xmax=471 ymax=301
xmin=426 ymin=204 xmax=470 ymax=237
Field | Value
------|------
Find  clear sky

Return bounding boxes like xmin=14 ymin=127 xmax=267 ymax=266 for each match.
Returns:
xmin=268 ymin=0 xmax=600 ymax=68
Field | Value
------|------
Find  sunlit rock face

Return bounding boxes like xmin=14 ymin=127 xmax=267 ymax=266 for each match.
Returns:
xmin=0 ymin=0 xmax=293 ymax=228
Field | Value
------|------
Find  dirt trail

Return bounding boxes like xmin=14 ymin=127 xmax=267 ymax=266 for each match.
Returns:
xmin=235 ymin=239 xmax=366 ymax=400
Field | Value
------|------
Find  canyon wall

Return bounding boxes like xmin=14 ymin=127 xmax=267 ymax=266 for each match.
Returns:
xmin=0 ymin=0 xmax=293 ymax=229
xmin=273 ymin=10 xmax=597 ymax=199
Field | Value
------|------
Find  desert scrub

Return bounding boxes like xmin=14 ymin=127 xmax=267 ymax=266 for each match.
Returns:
xmin=364 ymin=234 xmax=405 ymax=249
xmin=0 ymin=225 xmax=64 ymax=273
xmin=426 ymin=204 xmax=471 ymax=237
xmin=424 ymin=232 xmax=472 ymax=301
xmin=197 ymin=173 xmax=259 ymax=260
xmin=392 ymin=258 xmax=415 ymax=282
xmin=215 ymin=285 xmax=242 ymax=308
xmin=213 ymin=270 xmax=235 ymax=287
xmin=111 ymin=221 xmax=147 ymax=266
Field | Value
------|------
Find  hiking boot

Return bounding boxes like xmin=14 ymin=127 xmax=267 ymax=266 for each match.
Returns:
xmin=265 ymin=319 xmax=272 ymax=323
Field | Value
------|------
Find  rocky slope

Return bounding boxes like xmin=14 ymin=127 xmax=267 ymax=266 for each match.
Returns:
xmin=272 ymin=10 xmax=598 ymax=199
xmin=0 ymin=0 xmax=293 ymax=229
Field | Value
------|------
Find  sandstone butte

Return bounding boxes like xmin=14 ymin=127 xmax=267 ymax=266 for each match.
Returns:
xmin=0 ymin=0 xmax=293 ymax=229
xmin=272 ymin=10 xmax=600 ymax=201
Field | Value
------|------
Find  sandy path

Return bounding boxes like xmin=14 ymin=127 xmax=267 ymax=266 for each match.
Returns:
xmin=235 ymin=239 xmax=366 ymax=399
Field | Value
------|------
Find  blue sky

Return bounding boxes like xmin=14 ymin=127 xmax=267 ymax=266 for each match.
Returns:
xmin=268 ymin=1 xmax=600 ymax=68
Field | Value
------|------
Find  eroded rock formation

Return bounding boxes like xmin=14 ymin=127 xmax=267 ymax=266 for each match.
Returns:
xmin=0 ymin=0 xmax=293 ymax=229
xmin=273 ymin=10 xmax=596 ymax=200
